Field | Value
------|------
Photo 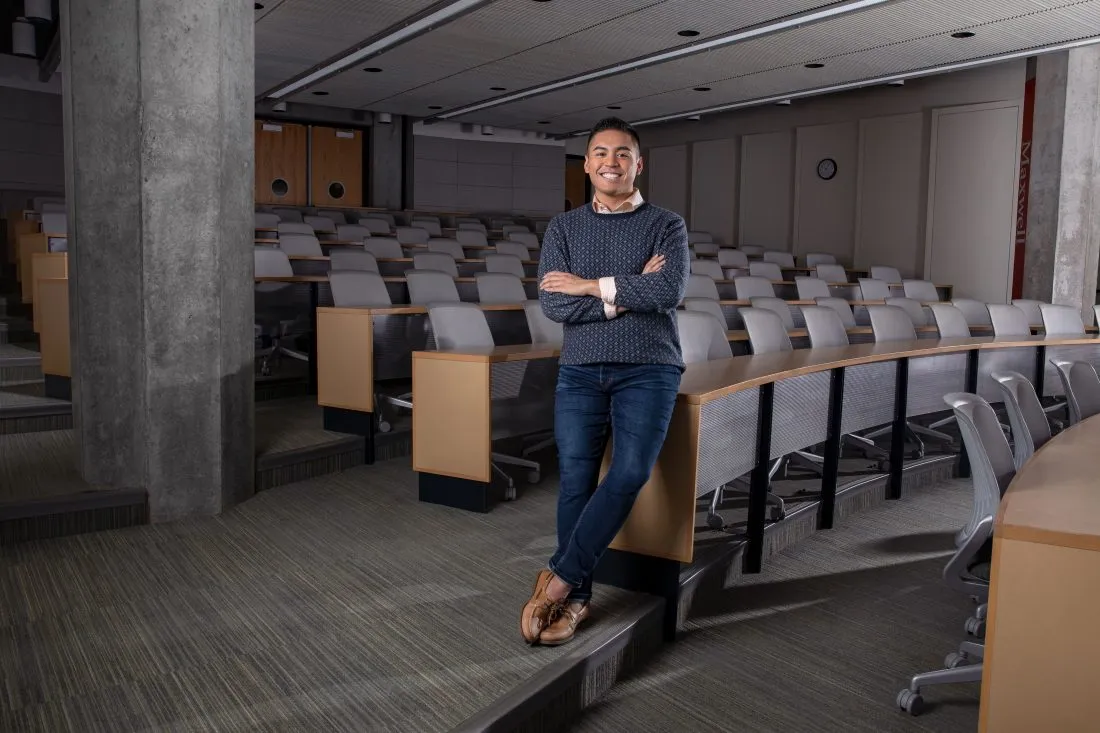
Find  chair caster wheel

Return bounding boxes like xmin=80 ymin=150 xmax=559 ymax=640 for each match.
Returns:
xmin=505 ymin=485 xmax=516 ymax=501
xmin=964 ymin=617 xmax=985 ymax=638
xmin=378 ymin=420 xmax=392 ymax=433
xmin=769 ymin=507 xmax=785 ymax=522
xmin=706 ymin=513 xmax=724 ymax=530
xmin=526 ymin=471 xmax=540 ymax=484
xmin=944 ymin=652 xmax=968 ymax=669
xmin=897 ymin=689 xmax=925 ymax=716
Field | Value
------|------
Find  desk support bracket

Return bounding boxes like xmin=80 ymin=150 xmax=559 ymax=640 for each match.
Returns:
xmin=888 ymin=358 xmax=909 ymax=500
xmin=1034 ymin=345 xmax=1047 ymax=396
xmin=745 ymin=383 xmax=775 ymax=574
xmin=957 ymin=349 xmax=980 ymax=479
xmin=819 ymin=367 xmax=845 ymax=530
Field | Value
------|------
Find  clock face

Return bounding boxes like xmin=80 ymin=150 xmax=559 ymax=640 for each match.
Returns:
xmin=817 ymin=158 xmax=837 ymax=180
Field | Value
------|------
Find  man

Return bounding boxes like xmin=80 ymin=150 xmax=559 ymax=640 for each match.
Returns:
xmin=520 ymin=117 xmax=689 ymax=646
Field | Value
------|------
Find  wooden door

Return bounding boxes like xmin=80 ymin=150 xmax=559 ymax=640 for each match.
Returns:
xmin=255 ymin=121 xmax=307 ymax=206
xmin=565 ymin=157 xmax=588 ymax=211
xmin=311 ymin=126 xmax=363 ymax=207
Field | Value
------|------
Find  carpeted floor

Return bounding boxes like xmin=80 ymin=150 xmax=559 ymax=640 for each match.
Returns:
xmin=571 ymin=478 xmax=980 ymax=733
xmin=0 ymin=459 xmax=644 ymax=732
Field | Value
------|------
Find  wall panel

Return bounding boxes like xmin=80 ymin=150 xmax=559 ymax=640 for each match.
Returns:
xmin=310 ymin=126 xmax=363 ymax=207
xmin=794 ymin=121 xmax=858 ymax=261
xmin=690 ymin=138 xmax=738 ymax=245
xmin=255 ymin=121 xmax=307 ymax=206
xmin=646 ymin=144 xmax=688 ymax=217
xmin=740 ymin=131 xmax=793 ymax=250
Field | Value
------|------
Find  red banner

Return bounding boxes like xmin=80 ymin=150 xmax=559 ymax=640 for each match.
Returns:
xmin=1012 ymin=76 xmax=1036 ymax=300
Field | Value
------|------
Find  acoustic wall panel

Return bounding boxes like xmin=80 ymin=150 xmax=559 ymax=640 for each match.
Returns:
xmin=310 ymin=126 xmax=363 ymax=207
xmin=255 ymin=121 xmax=307 ymax=206
xmin=646 ymin=144 xmax=688 ymax=217
xmin=740 ymin=131 xmax=793 ymax=250
xmin=794 ymin=121 xmax=858 ymax=261
xmin=690 ymin=138 xmax=738 ymax=246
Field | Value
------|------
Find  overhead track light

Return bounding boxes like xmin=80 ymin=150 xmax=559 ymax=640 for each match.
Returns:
xmin=23 ymin=0 xmax=52 ymax=23
xmin=12 ymin=19 xmax=35 ymax=57
xmin=620 ymin=35 xmax=1100 ymax=129
xmin=433 ymin=0 xmax=890 ymax=120
xmin=264 ymin=0 xmax=492 ymax=99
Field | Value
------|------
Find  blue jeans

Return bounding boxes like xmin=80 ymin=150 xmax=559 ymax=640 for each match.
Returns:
xmin=548 ymin=363 xmax=681 ymax=602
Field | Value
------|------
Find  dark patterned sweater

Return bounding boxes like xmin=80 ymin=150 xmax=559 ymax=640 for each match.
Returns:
xmin=537 ymin=202 xmax=690 ymax=368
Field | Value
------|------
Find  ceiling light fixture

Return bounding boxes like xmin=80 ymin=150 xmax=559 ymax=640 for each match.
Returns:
xmin=537 ymin=120 xmax=551 ymax=124
xmin=254 ymin=2 xmax=264 ymax=9
xmin=429 ymin=105 xmax=443 ymax=110
xmin=677 ymin=30 xmax=700 ymax=37
xmin=622 ymin=35 xmax=1100 ymax=128
xmin=11 ymin=19 xmax=35 ymax=57
xmin=607 ymin=105 xmax=622 ymax=110
xmin=805 ymin=62 xmax=825 ymax=68
xmin=775 ymin=99 xmax=792 ymax=105
xmin=265 ymin=0 xmax=492 ymax=99
xmin=312 ymin=91 xmax=329 ymax=96
xmin=490 ymin=86 xmax=506 ymax=91
xmin=693 ymin=86 xmax=712 ymax=92
xmin=687 ymin=115 xmax=701 ymax=121
xmin=434 ymin=0 xmax=890 ymax=120
xmin=363 ymin=67 xmax=383 ymax=72
xmin=951 ymin=31 xmax=975 ymax=39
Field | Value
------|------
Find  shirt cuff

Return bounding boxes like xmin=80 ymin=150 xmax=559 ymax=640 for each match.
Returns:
xmin=598 ymin=276 xmax=617 ymax=306
xmin=603 ymin=302 xmax=619 ymax=319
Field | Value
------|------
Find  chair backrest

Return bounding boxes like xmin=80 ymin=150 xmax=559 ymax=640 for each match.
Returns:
xmin=1011 ymin=299 xmax=1044 ymax=326
xmin=359 ymin=217 xmax=391 ymax=235
xmin=278 ymin=234 xmax=323 ymax=257
xmin=944 ymin=392 xmax=1015 ymax=544
xmin=364 ymin=238 xmax=405 ymax=260
xmin=988 ymin=304 xmax=1031 ymax=337
xmin=429 ymin=303 xmax=494 ymax=350
xmin=682 ymin=297 xmax=728 ymax=329
xmin=795 ymin=276 xmax=830 ymax=300
xmin=951 ymin=299 xmax=991 ymax=326
xmin=1094 ymin=304 xmax=1100 ymax=329
xmin=869 ymin=265 xmax=901 ymax=283
xmin=336 ymin=224 xmax=372 ymax=242
xmin=739 ymin=244 xmax=764 ymax=256
xmin=690 ymin=259 xmax=725 ymax=280
xmin=458 ymin=221 xmax=488 ymax=234
xmin=406 ymin=270 xmax=460 ymax=305
xmin=717 ymin=249 xmax=749 ymax=269
xmin=734 ymin=276 xmax=775 ymax=300
xmin=814 ymin=296 xmax=857 ymax=328
xmin=685 ymin=274 xmax=720 ymax=300
xmin=749 ymin=296 xmax=795 ymax=330
xmin=677 ymin=310 xmax=733 ymax=364
xmin=992 ymin=370 xmax=1052 ymax=469
xmin=692 ymin=242 xmax=720 ymax=256
xmin=41 ymin=212 xmax=67 ymax=235
xmin=1051 ymin=360 xmax=1100 ymax=424
xmin=496 ymin=240 xmax=530 ymax=260
xmin=762 ymin=250 xmax=795 ymax=268
xmin=804 ymin=252 xmax=836 ymax=267
xmin=748 ymin=261 xmax=783 ymax=281
xmin=411 ymin=219 xmax=443 ymax=237
xmin=304 ymin=215 xmax=336 ymax=233
xmin=857 ymin=278 xmax=891 ymax=301
xmin=456 ymin=229 xmax=488 ymax=247
xmin=929 ymin=303 xmax=971 ymax=338
xmin=802 ymin=305 xmax=850 ymax=348
xmin=475 ymin=272 xmax=527 ymax=304
xmin=687 ymin=231 xmax=713 ymax=244
xmin=278 ymin=222 xmax=313 ymax=236
xmin=255 ymin=212 xmax=280 ymax=228
xmin=524 ymin=301 xmax=563 ymax=345
xmin=254 ymin=247 xmax=294 ymax=278
xmin=328 ymin=270 xmax=392 ymax=307
xmin=396 ymin=226 xmax=430 ymax=245
xmin=412 ymin=251 xmax=459 ymax=278
xmin=483 ymin=253 xmax=525 ymax=278
xmin=1040 ymin=303 xmax=1084 ymax=336
xmin=317 ymin=210 xmax=347 ymax=224
xmin=509 ymin=231 xmax=540 ymax=249
xmin=815 ymin=263 xmax=848 ymax=283
xmin=502 ymin=224 xmax=529 ymax=236
xmin=885 ymin=296 xmax=928 ymax=327
xmin=274 ymin=208 xmax=303 ymax=223
xmin=428 ymin=238 xmax=466 ymax=259
xmin=329 ymin=250 xmax=378 ymax=272
xmin=903 ymin=279 xmax=940 ymax=302
xmin=868 ymin=304 xmax=917 ymax=342
xmin=740 ymin=307 xmax=793 ymax=354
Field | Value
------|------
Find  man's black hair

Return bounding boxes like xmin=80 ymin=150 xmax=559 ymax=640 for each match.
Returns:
xmin=586 ymin=117 xmax=641 ymax=152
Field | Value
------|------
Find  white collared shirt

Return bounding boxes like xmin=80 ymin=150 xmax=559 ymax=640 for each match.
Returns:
xmin=593 ymin=190 xmax=644 ymax=317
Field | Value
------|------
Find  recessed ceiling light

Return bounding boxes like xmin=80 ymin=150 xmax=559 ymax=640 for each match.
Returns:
xmin=428 ymin=105 xmax=443 ymax=110
xmin=951 ymin=31 xmax=975 ymax=39
xmin=363 ymin=67 xmax=383 ymax=72
xmin=805 ymin=62 xmax=825 ymax=69
xmin=607 ymin=105 xmax=622 ymax=110
xmin=693 ymin=87 xmax=711 ymax=92
xmin=537 ymin=120 xmax=551 ymax=124
xmin=490 ymin=86 xmax=506 ymax=91
xmin=677 ymin=30 xmax=700 ymax=37
xmin=254 ymin=2 xmax=264 ymax=9
xmin=312 ymin=91 xmax=329 ymax=96
xmin=687 ymin=115 xmax=701 ymax=121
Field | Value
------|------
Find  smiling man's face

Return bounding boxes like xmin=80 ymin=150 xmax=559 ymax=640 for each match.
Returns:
xmin=584 ymin=128 xmax=643 ymax=203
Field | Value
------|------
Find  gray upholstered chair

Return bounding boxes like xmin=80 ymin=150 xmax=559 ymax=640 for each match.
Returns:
xmin=254 ymin=248 xmax=309 ymax=376
xmin=406 ymin=269 xmax=460 ymax=305
xmin=524 ymin=301 xmax=562 ymax=346
xmin=277 ymin=222 xmax=314 ymax=237
xmin=687 ymin=231 xmax=713 ymax=244
xmin=804 ymin=253 xmax=836 ymax=267
xmin=869 ymin=265 xmax=902 ymax=283
xmin=1040 ymin=303 xmax=1085 ymax=336
xmin=677 ymin=309 xmax=733 ymax=365
xmin=359 ymin=217 xmax=392 ymax=235
xmin=456 ymin=229 xmax=489 ymax=247
xmin=885 ymin=297 xmax=929 ymax=328
xmin=496 ymin=240 xmax=531 ymax=261
xmin=483 ymin=253 xmax=525 ymax=279
xmin=508 ymin=231 xmax=540 ymax=250
xmin=254 ymin=212 xmax=280 ymax=228
xmin=739 ymin=244 xmax=764 ymax=256
xmin=278 ymin=234 xmax=323 ymax=257
xmin=475 ymin=273 xmax=527 ymax=305
xmin=733 ymin=276 xmax=775 ymax=300
xmin=682 ymin=297 xmax=728 ymax=330
xmin=395 ymin=226 xmax=430 ymax=245
xmin=814 ymin=263 xmax=848 ymax=283
xmin=329 ymin=270 xmax=391 ymax=307
xmin=336 ymin=224 xmax=372 ymax=242
xmin=717 ymin=249 xmax=749 ymax=270
xmin=1011 ymin=299 xmax=1044 ymax=326
xmin=951 ymin=299 xmax=991 ymax=327
xmin=1051 ymin=359 xmax=1100 ymax=425
xmin=802 ymin=305 xmax=849 ymax=349
xmin=748 ymin=261 xmax=783 ymax=281
xmin=858 ymin=278 xmax=892 ymax=301
xmin=685 ymin=274 xmax=721 ymax=300
xmin=411 ymin=218 xmax=443 ymax=237
xmin=992 ymin=371 xmax=1051 ymax=469
xmin=317 ymin=210 xmax=347 ymax=225
xmin=902 ymin=279 xmax=941 ymax=302
xmin=303 ymin=215 xmax=336 ymax=233
xmin=364 ymin=238 xmax=405 ymax=260
xmin=329 ymin=250 xmax=378 ymax=272
xmin=749 ymin=296 xmax=795 ymax=330
xmin=428 ymin=238 xmax=466 ymax=260
xmin=896 ymin=392 xmax=1012 ymax=716
xmin=762 ymin=250 xmax=795 ymax=268
xmin=814 ymin=297 xmax=857 ymax=328
xmin=929 ymin=303 xmax=971 ymax=338
xmin=693 ymin=241 xmax=720 ymax=256
xmin=412 ymin=252 xmax=459 ymax=278
xmin=458 ymin=221 xmax=488 ymax=234
xmin=690 ymin=259 xmax=725 ymax=280
xmin=988 ymin=304 xmax=1031 ymax=337
xmin=795 ymin=276 xmax=830 ymax=301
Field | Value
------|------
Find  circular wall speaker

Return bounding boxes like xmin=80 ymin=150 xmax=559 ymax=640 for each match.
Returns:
xmin=271 ymin=178 xmax=289 ymax=197
xmin=328 ymin=182 xmax=345 ymax=200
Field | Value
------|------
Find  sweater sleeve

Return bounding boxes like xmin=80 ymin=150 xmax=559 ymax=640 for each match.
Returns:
xmin=537 ymin=219 xmax=612 ymax=324
xmin=605 ymin=214 xmax=689 ymax=312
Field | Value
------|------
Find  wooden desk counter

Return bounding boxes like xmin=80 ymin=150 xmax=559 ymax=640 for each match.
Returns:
xmin=979 ymin=415 xmax=1100 ymax=733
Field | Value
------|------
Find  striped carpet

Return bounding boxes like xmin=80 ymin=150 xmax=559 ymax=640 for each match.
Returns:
xmin=0 ymin=459 xmax=643 ymax=732
xmin=572 ymin=478 xmax=980 ymax=733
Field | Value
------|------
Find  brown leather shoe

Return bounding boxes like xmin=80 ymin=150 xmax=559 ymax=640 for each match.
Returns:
xmin=538 ymin=601 xmax=589 ymax=646
xmin=520 ymin=570 xmax=559 ymax=644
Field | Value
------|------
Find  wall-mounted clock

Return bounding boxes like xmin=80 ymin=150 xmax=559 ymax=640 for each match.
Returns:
xmin=817 ymin=157 xmax=837 ymax=180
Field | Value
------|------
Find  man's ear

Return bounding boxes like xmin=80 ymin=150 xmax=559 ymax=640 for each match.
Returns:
xmin=636 ymin=155 xmax=645 ymax=176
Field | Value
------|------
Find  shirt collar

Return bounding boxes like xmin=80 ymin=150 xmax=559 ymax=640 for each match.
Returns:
xmin=592 ymin=189 xmax=645 ymax=214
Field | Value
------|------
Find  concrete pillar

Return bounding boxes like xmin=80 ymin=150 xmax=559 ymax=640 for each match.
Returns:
xmin=60 ymin=0 xmax=255 ymax=520
xmin=1022 ymin=47 xmax=1100 ymax=322
xmin=370 ymin=114 xmax=405 ymax=210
